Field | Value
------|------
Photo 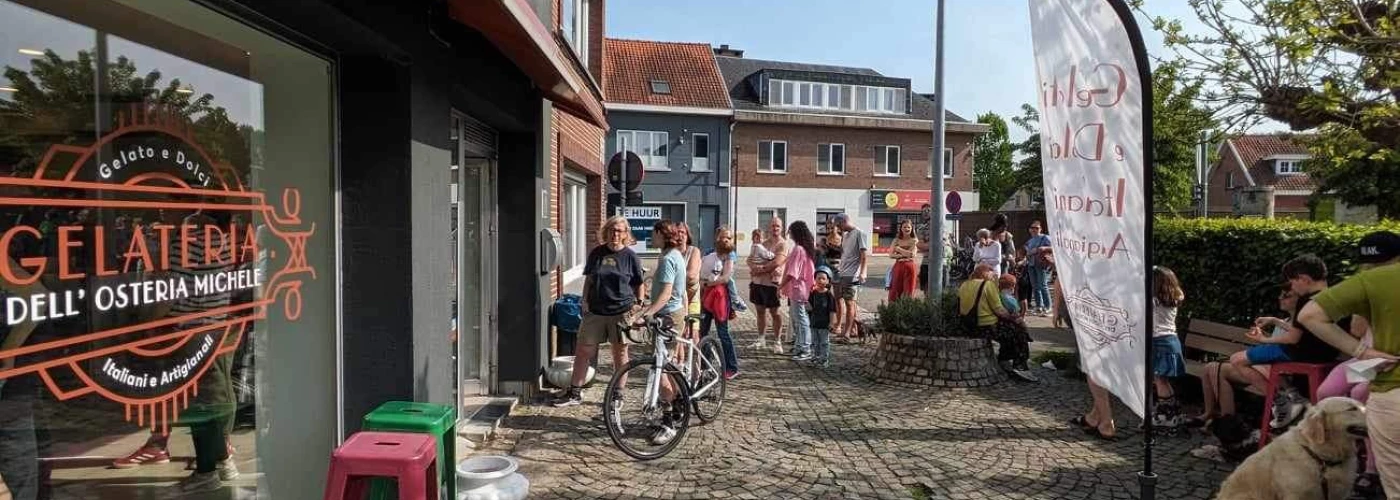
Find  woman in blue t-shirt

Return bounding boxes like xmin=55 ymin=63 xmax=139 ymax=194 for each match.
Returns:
xmin=635 ymin=220 xmax=689 ymax=445
xmin=1023 ymin=220 xmax=1053 ymax=316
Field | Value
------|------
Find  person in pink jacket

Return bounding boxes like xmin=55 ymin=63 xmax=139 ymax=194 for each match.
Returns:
xmin=779 ymin=221 xmax=817 ymax=361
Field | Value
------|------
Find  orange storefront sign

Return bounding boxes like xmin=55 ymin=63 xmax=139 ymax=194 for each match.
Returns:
xmin=0 ymin=105 xmax=316 ymax=433
xmin=869 ymin=189 xmax=933 ymax=212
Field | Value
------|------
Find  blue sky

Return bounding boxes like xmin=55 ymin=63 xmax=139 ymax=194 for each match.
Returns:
xmin=607 ymin=0 xmax=1220 ymax=141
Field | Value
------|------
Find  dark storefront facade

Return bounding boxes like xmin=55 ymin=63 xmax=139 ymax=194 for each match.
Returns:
xmin=0 ymin=0 xmax=592 ymax=497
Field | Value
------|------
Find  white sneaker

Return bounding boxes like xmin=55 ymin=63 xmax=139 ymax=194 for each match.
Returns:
xmin=748 ymin=339 xmax=767 ymax=349
xmin=173 ymin=471 xmax=223 ymax=494
xmin=772 ymin=343 xmax=785 ymax=355
xmin=649 ymin=426 xmax=677 ymax=445
xmin=217 ymin=456 xmax=240 ymax=481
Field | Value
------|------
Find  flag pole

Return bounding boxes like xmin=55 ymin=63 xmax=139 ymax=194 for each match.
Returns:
xmin=929 ymin=0 xmax=947 ymax=303
xmin=1103 ymin=1 xmax=1157 ymax=498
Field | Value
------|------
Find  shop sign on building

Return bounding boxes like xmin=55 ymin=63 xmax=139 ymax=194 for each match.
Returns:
xmin=869 ymin=189 xmax=933 ymax=211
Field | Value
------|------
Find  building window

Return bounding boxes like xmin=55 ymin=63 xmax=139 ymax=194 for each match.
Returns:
xmin=816 ymin=210 xmax=843 ymax=237
xmin=818 ymin=143 xmax=845 ymax=174
xmin=1227 ymin=171 xmax=1236 ymax=189
xmin=561 ymin=176 xmax=587 ymax=271
xmin=758 ymin=140 xmax=787 ymax=173
xmin=618 ymin=130 xmax=669 ymax=171
xmin=758 ymin=208 xmax=787 ymax=232
xmin=560 ymin=0 xmax=590 ymax=64
xmin=691 ymin=133 xmax=709 ymax=171
xmin=765 ymin=79 xmax=909 ymax=115
xmin=930 ymin=147 xmax=954 ymax=178
xmin=876 ymin=145 xmax=901 ymax=176
xmin=649 ymin=79 xmax=671 ymax=94
xmin=1276 ymin=159 xmax=1303 ymax=175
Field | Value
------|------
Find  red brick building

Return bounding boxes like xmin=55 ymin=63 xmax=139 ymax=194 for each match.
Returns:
xmin=714 ymin=47 xmax=987 ymax=254
xmin=549 ymin=0 xmax=609 ymax=297
xmin=1207 ymin=134 xmax=1316 ymax=218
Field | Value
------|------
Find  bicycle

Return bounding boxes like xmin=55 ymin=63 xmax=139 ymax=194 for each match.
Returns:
xmin=602 ymin=313 xmax=727 ymax=460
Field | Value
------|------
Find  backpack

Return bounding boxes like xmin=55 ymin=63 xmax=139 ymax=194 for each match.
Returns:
xmin=550 ymin=294 xmax=583 ymax=333
xmin=960 ymin=281 xmax=987 ymax=331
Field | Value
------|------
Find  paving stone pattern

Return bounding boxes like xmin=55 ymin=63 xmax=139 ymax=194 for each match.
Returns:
xmin=486 ymin=310 xmax=1233 ymax=500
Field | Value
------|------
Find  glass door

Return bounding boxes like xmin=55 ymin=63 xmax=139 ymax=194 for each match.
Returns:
xmin=451 ymin=113 xmax=496 ymax=398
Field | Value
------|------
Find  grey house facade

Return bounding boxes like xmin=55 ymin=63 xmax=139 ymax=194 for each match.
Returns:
xmin=604 ymin=109 xmax=733 ymax=251
xmin=602 ymin=39 xmax=736 ymax=253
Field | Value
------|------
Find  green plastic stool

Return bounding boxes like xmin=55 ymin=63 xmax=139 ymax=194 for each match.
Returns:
xmin=362 ymin=401 xmax=456 ymax=500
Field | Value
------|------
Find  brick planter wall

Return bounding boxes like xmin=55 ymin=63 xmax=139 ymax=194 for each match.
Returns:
xmin=860 ymin=329 xmax=1008 ymax=387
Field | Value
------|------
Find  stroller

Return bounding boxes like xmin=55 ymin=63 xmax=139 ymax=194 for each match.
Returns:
xmin=946 ymin=237 xmax=977 ymax=286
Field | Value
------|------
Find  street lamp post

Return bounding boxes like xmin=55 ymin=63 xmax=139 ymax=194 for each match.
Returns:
xmin=928 ymin=0 xmax=948 ymax=303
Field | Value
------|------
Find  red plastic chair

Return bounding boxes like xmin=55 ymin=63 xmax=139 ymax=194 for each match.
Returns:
xmin=1259 ymin=362 xmax=1332 ymax=449
xmin=324 ymin=431 xmax=439 ymax=500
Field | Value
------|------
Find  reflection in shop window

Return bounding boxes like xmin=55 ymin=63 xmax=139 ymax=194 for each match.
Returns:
xmin=0 ymin=0 xmax=333 ymax=497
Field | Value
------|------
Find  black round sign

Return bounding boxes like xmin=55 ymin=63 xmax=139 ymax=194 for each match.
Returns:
xmin=607 ymin=151 xmax=645 ymax=192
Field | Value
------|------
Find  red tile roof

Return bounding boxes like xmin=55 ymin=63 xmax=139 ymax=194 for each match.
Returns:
xmin=1226 ymin=134 xmax=1318 ymax=190
xmin=603 ymin=38 xmax=732 ymax=109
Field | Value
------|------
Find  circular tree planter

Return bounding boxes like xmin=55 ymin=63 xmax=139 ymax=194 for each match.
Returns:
xmin=860 ymin=322 xmax=1008 ymax=387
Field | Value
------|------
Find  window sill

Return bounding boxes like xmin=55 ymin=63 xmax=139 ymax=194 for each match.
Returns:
xmin=644 ymin=167 xmax=672 ymax=172
xmin=689 ymin=168 xmax=713 ymax=173
xmin=757 ymin=170 xmax=787 ymax=175
xmin=817 ymin=172 xmax=846 ymax=176
xmin=873 ymin=173 xmax=901 ymax=178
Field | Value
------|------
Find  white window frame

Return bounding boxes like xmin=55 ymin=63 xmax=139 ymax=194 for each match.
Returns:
xmin=691 ymin=133 xmax=710 ymax=172
xmin=560 ymin=0 xmax=589 ymax=64
xmin=758 ymin=208 xmax=787 ymax=233
xmin=618 ymin=130 xmax=669 ymax=171
xmin=561 ymin=174 xmax=588 ymax=278
xmin=928 ymin=147 xmax=954 ymax=178
xmin=758 ymin=140 xmax=787 ymax=174
xmin=818 ymin=143 xmax=845 ymax=175
xmin=1276 ymin=159 xmax=1303 ymax=175
xmin=875 ymin=145 xmax=901 ymax=176
xmin=1227 ymin=171 xmax=1236 ymax=189
xmin=766 ymin=79 xmax=906 ymax=114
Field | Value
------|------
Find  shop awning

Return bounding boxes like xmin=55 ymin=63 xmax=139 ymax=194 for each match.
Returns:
xmin=448 ymin=0 xmax=608 ymax=128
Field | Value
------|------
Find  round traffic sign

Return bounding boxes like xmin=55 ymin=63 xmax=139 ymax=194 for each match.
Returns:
xmin=607 ymin=151 xmax=645 ymax=191
xmin=945 ymin=191 xmax=963 ymax=215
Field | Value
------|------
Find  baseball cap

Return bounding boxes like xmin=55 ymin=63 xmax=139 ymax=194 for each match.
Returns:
xmin=832 ymin=213 xmax=849 ymax=225
xmin=815 ymin=266 xmax=833 ymax=278
xmin=1357 ymin=231 xmax=1400 ymax=264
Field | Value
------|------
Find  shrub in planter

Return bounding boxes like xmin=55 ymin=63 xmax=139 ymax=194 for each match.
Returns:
xmin=876 ymin=294 xmax=978 ymax=338
xmin=1154 ymin=217 xmax=1400 ymax=326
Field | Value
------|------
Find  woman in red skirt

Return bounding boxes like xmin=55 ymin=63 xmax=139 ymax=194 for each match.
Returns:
xmin=887 ymin=219 xmax=920 ymax=301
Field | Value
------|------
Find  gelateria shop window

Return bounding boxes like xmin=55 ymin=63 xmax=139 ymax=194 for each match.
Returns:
xmin=0 ymin=0 xmax=336 ymax=498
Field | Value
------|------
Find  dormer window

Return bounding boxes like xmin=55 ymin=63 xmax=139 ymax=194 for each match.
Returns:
xmin=1276 ymin=159 xmax=1303 ymax=175
xmin=649 ymin=80 xmax=671 ymax=95
xmin=765 ymin=78 xmax=907 ymax=114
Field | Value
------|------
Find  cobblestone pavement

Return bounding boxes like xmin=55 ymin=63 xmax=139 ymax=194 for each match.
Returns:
xmin=487 ymin=308 xmax=1234 ymax=499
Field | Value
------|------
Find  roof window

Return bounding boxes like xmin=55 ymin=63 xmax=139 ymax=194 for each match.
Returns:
xmin=649 ymin=80 xmax=671 ymax=95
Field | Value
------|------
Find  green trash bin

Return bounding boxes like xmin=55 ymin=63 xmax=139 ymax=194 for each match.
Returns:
xmin=362 ymin=401 xmax=456 ymax=500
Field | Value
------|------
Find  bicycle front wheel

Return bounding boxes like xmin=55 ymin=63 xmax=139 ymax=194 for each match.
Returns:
xmin=602 ymin=358 xmax=692 ymax=461
xmin=691 ymin=335 xmax=727 ymax=423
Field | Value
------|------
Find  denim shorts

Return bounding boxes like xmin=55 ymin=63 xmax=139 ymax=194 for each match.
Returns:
xmin=1245 ymin=344 xmax=1291 ymax=364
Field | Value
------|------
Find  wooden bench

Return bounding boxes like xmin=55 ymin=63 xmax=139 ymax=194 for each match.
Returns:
xmin=1183 ymin=319 xmax=1265 ymax=396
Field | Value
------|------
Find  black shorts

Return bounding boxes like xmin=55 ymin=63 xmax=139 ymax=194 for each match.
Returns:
xmin=749 ymin=283 xmax=780 ymax=309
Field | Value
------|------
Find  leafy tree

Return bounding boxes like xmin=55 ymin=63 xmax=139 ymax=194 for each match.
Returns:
xmin=1151 ymin=62 xmax=1218 ymax=213
xmin=1144 ymin=0 xmax=1400 ymax=218
xmin=971 ymin=112 xmax=1017 ymax=211
xmin=1010 ymin=104 xmax=1044 ymax=202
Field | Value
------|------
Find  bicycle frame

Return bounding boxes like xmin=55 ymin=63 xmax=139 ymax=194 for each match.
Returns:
xmin=638 ymin=321 xmax=722 ymax=412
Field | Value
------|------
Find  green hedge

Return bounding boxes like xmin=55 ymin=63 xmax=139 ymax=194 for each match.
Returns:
xmin=1153 ymin=217 xmax=1400 ymax=327
xmin=876 ymin=293 xmax=979 ymax=338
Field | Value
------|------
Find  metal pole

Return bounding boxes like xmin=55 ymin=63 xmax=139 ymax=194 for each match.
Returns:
xmin=928 ymin=0 xmax=947 ymax=303
xmin=1197 ymin=130 xmax=1209 ymax=218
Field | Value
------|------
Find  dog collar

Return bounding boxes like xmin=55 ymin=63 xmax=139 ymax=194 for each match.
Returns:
xmin=1301 ymin=443 xmax=1348 ymax=500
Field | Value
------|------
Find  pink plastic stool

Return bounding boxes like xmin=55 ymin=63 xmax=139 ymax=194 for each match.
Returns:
xmin=323 ymin=431 xmax=439 ymax=500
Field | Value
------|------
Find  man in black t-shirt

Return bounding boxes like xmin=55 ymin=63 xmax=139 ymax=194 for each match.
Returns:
xmin=554 ymin=217 xmax=645 ymax=407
